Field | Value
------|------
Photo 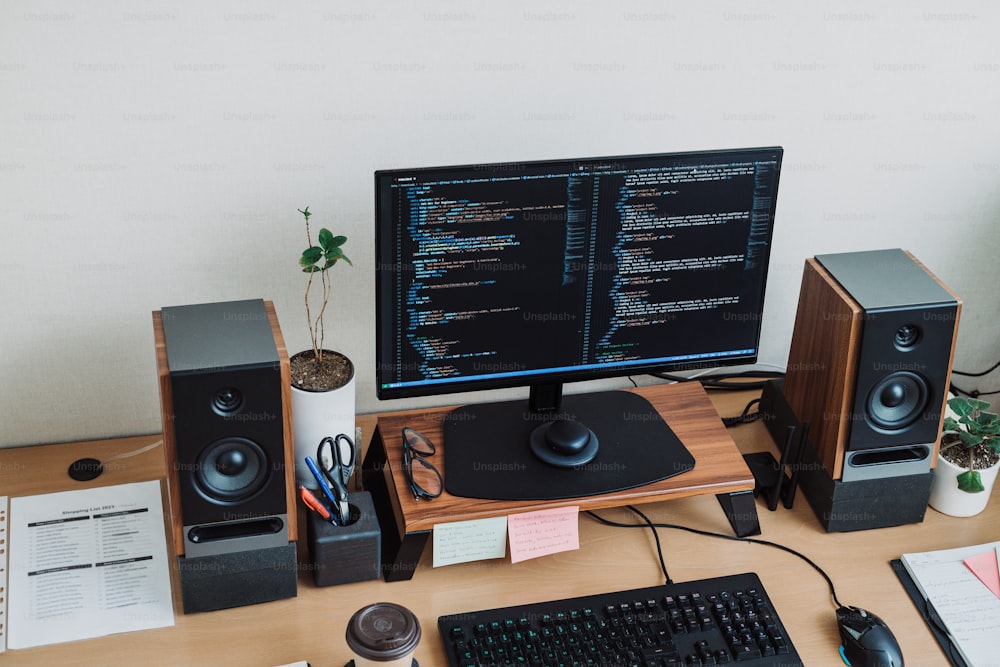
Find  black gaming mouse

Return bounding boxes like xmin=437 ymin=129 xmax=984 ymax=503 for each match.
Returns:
xmin=837 ymin=605 xmax=904 ymax=667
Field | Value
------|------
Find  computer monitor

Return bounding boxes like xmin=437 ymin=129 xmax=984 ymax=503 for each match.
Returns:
xmin=375 ymin=146 xmax=783 ymax=500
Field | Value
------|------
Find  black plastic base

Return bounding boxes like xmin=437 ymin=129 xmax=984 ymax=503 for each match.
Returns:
xmin=797 ymin=442 xmax=934 ymax=532
xmin=443 ymin=390 xmax=695 ymax=501
xmin=178 ymin=543 xmax=297 ymax=613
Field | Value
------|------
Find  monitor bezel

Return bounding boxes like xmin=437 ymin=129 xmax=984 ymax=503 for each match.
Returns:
xmin=375 ymin=146 xmax=783 ymax=401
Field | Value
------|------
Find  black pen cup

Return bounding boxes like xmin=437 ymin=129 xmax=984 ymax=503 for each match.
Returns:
xmin=307 ymin=490 xmax=381 ymax=587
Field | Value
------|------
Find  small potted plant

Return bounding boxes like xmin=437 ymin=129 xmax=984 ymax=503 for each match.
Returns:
xmin=289 ymin=206 xmax=356 ymax=488
xmin=928 ymin=395 xmax=1000 ymax=517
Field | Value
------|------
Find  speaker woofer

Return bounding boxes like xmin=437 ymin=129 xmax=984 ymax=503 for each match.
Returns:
xmin=865 ymin=371 xmax=928 ymax=431
xmin=195 ymin=437 xmax=270 ymax=502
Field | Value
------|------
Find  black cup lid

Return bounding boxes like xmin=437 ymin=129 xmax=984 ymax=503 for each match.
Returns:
xmin=346 ymin=602 xmax=421 ymax=661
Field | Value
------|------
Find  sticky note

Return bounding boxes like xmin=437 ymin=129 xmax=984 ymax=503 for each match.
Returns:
xmin=963 ymin=548 xmax=1000 ymax=599
xmin=433 ymin=516 xmax=508 ymax=567
xmin=507 ymin=506 xmax=580 ymax=564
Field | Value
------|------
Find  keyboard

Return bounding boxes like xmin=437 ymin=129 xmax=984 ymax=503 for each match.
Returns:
xmin=438 ymin=572 xmax=802 ymax=666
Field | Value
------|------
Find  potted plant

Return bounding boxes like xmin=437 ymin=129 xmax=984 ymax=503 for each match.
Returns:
xmin=928 ymin=396 xmax=1000 ymax=517
xmin=289 ymin=206 xmax=356 ymax=488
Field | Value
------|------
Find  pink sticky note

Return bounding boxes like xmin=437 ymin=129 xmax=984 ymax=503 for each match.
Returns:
xmin=963 ymin=548 xmax=1000 ymax=599
xmin=507 ymin=506 xmax=580 ymax=564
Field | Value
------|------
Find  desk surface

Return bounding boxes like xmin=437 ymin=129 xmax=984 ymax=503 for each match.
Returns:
xmin=2 ymin=387 xmax=997 ymax=667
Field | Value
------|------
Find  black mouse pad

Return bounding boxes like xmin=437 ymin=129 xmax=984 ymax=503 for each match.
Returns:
xmin=443 ymin=390 xmax=695 ymax=500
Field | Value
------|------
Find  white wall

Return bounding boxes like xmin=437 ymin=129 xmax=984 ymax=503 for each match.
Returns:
xmin=2 ymin=1 xmax=998 ymax=448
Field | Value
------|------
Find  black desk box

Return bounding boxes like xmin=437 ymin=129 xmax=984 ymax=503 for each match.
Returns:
xmin=306 ymin=491 xmax=381 ymax=587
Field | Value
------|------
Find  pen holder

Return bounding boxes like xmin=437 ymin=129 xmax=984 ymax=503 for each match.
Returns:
xmin=307 ymin=491 xmax=381 ymax=587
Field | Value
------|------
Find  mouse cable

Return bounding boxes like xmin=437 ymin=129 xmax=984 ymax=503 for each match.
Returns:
xmin=585 ymin=506 xmax=845 ymax=610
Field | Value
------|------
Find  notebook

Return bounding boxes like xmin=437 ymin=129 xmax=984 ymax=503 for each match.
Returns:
xmin=896 ymin=541 xmax=1000 ymax=667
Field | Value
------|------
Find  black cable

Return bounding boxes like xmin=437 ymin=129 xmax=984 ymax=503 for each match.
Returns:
xmin=950 ymin=383 xmax=1000 ymax=399
xmin=585 ymin=506 xmax=845 ymax=610
xmin=651 ymin=369 xmax=785 ymax=391
xmin=587 ymin=505 xmax=674 ymax=584
xmin=952 ymin=358 xmax=1000 ymax=378
xmin=721 ymin=397 xmax=763 ymax=428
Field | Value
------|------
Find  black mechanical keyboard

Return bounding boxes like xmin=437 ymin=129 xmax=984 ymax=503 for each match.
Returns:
xmin=438 ymin=571 xmax=802 ymax=666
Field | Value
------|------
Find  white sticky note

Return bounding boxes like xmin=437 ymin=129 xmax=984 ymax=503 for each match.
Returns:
xmin=508 ymin=506 xmax=580 ymax=564
xmin=433 ymin=516 xmax=508 ymax=567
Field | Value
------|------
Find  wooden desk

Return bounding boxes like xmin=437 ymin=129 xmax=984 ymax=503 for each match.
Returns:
xmin=2 ymin=388 xmax=996 ymax=666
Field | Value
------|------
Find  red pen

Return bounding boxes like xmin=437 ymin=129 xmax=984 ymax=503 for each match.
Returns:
xmin=299 ymin=486 xmax=334 ymax=523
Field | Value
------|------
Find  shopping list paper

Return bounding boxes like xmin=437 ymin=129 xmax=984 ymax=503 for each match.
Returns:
xmin=433 ymin=516 xmax=508 ymax=567
xmin=507 ymin=506 xmax=580 ymax=564
xmin=7 ymin=481 xmax=175 ymax=649
xmin=1 ymin=497 xmax=8 ymax=654
xmin=964 ymin=548 xmax=1000 ymax=598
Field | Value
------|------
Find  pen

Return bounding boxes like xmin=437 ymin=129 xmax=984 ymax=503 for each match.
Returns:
xmin=299 ymin=486 xmax=335 ymax=524
xmin=305 ymin=455 xmax=341 ymax=509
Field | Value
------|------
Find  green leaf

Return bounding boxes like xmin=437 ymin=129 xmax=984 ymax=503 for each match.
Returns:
xmin=328 ymin=234 xmax=347 ymax=248
xmin=957 ymin=469 xmax=985 ymax=493
xmin=318 ymin=228 xmax=334 ymax=251
xmin=949 ymin=397 xmax=989 ymax=418
xmin=325 ymin=247 xmax=344 ymax=261
xmin=300 ymin=246 xmax=323 ymax=267
xmin=298 ymin=206 xmax=311 ymax=219
xmin=943 ymin=416 xmax=961 ymax=432
xmin=301 ymin=266 xmax=322 ymax=273
xmin=958 ymin=431 xmax=986 ymax=448
xmin=341 ymin=253 xmax=353 ymax=266
xmin=986 ymin=438 xmax=1000 ymax=456
xmin=976 ymin=411 xmax=1000 ymax=432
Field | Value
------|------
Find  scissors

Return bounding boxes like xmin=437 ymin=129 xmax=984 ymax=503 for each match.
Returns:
xmin=304 ymin=433 xmax=355 ymax=525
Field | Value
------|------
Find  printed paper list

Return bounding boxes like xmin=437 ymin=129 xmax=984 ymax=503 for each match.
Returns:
xmin=7 ymin=481 xmax=174 ymax=649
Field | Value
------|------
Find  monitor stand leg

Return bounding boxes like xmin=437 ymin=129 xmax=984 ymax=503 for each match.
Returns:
xmin=717 ymin=490 xmax=761 ymax=537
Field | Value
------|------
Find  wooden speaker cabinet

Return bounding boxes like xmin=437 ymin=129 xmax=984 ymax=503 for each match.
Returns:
xmin=783 ymin=249 xmax=961 ymax=530
xmin=153 ymin=299 xmax=298 ymax=612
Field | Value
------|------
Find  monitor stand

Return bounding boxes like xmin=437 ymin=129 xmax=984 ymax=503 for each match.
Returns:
xmin=443 ymin=386 xmax=695 ymax=501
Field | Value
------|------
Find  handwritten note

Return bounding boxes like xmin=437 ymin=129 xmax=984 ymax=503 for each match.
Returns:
xmin=433 ymin=516 xmax=508 ymax=567
xmin=902 ymin=541 xmax=1000 ymax=667
xmin=507 ymin=506 xmax=580 ymax=564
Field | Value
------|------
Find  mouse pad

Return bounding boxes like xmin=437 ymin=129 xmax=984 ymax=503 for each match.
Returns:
xmin=443 ymin=390 xmax=695 ymax=500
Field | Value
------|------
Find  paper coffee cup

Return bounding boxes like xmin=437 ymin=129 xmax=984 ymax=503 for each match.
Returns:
xmin=346 ymin=602 xmax=421 ymax=666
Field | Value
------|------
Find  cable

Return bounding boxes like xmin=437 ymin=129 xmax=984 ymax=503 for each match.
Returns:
xmin=651 ymin=369 xmax=785 ymax=391
xmin=721 ymin=397 xmax=763 ymax=428
xmin=950 ymin=383 xmax=1000 ymax=399
xmin=585 ymin=506 xmax=845 ymax=610
xmin=952 ymin=358 xmax=1000 ymax=378
xmin=590 ymin=505 xmax=672 ymax=585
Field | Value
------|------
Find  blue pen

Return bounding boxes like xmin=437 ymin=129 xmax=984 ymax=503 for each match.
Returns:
xmin=305 ymin=456 xmax=341 ymax=511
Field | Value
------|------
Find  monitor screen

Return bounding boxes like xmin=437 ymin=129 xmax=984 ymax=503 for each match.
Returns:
xmin=374 ymin=147 xmax=782 ymax=500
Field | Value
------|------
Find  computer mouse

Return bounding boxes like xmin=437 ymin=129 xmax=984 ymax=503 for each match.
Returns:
xmin=837 ymin=605 xmax=904 ymax=667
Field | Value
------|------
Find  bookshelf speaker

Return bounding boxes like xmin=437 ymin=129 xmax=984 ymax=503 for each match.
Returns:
xmin=783 ymin=249 xmax=961 ymax=530
xmin=153 ymin=299 xmax=297 ymax=612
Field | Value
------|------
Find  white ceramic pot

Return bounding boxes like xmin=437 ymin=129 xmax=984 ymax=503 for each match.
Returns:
xmin=928 ymin=452 xmax=1000 ymax=517
xmin=290 ymin=352 xmax=356 ymax=488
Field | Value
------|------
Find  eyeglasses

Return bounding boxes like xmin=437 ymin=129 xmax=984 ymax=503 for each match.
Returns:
xmin=402 ymin=427 xmax=443 ymax=500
